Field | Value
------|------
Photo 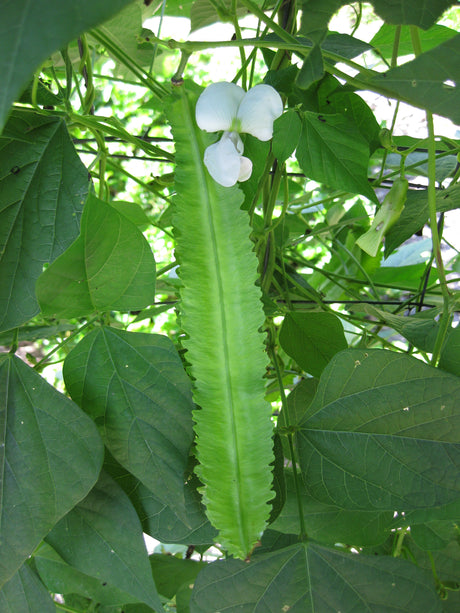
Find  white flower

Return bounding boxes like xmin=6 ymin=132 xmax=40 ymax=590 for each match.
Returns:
xmin=195 ymin=82 xmax=283 ymax=187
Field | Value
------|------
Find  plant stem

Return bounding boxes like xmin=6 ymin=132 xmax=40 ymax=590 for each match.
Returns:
xmin=267 ymin=325 xmax=307 ymax=541
xmin=410 ymin=26 xmax=451 ymax=366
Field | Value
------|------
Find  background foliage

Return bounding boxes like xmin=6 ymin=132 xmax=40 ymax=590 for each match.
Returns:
xmin=1 ymin=0 xmax=460 ymax=611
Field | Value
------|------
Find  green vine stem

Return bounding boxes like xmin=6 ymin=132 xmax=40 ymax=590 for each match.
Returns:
xmin=267 ymin=325 xmax=307 ymax=541
xmin=410 ymin=26 xmax=452 ymax=366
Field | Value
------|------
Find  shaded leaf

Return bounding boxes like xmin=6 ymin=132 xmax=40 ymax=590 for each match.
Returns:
xmin=370 ymin=34 xmax=460 ymax=125
xmin=63 ymin=327 xmax=194 ymax=518
xmin=46 ymin=471 xmax=164 ymax=612
xmin=0 ymin=354 xmax=103 ymax=587
xmin=0 ymin=111 xmax=87 ymax=332
xmin=270 ymin=469 xmax=393 ymax=547
xmin=150 ymin=555 xmax=207 ymax=599
xmin=0 ymin=563 xmax=55 ymax=613
xmin=296 ymin=111 xmax=377 ymax=202
xmin=371 ymin=23 xmax=459 ymax=61
xmin=273 ymin=110 xmax=301 ymax=164
xmin=411 ymin=520 xmax=458 ymax=551
xmin=36 ymin=192 xmax=156 ymax=318
xmin=190 ymin=541 xmax=442 ymax=612
xmin=371 ymin=0 xmax=456 ymax=29
xmin=279 ymin=311 xmax=347 ymax=377
xmin=297 ymin=44 xmax=324 ymax=89
xmin=297 ymin=349 xmax=460 ymax=511
xmin=103 ymin=450 xmax=217 ymax=546
xmin=0 ymin=0 xmax=135 ymax=131
xmin=35 ymin=543 xmax=137 ymax=606
xmin=439 ymin=326 xmax=460 ymax=377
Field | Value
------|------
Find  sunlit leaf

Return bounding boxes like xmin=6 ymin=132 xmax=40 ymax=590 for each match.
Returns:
xmin=297 ymin=349 xmax=460 ymax=511
xmin=63 ymin=327 xmax=194 ymax=519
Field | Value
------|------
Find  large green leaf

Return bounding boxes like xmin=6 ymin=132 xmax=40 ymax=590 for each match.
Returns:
xmin=297 ymin=349 xmax=460 ymax=511
xmin=296 ymin=111 xmax=377 ymax=202
xmin=371 ymin=0 xmax=456 ymax=29
xmin=371 ymin=23 xmax=459 ymax=60
xmin=270 ymin=470 xmax=393 ymax=547
xmin=63 ymin=327 xmax=194 ymax=518
xmin=279 ymin=311 xmax=347 ymax=377
xmin=103 ymin=451 xmax=217 ymax=546
xmin=0 ymin=354 xmax=103 ymax=587
xmin=45 ymin=471 xmax=164 ymax=612
xmin=150 ymin=555 xmax=207 ymax=600
xmin=189 ymin=542 xmax=442 ymax=612
xmin=0 ymin=110 xmax=88 ymax=332
xmin=35 ymin=543 xmax=138 ymax=606
xmin=167 ymin=83 xmax=274 ymax=558
xmin=0 ymin=563 xmax=55 ymax=613
xmin=0 ymin=0 xmax=135 ymax=132
xmin=369 ymin=34 xmax=460 ymax=125
xmin=36 ymin=192 xmax=156 ymax=318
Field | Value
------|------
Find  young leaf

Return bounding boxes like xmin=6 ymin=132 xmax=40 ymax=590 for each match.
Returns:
xmin=36 ymin=192 xmax=156 ymax=318
xmin=167 ymin=82 xmax=274 ymax=558
xmin=189 ymin=542 xmax=442 ymax=612
xmin=0 ymin=354 xmax=103 ymax=587
xmin=296 ymin=111 xmax=377 ymax=202
xmin=63 ymin=327 xmax=194 ymax=520
xmin=297 ymin=349 xmax=460 ymax=511
xmin=45 ymin=471 xmax=165 ymax=612
xmin=279 ymin=311 xmax=347 ymax=377
xmin=0 ymin=111 xmax=88 ymax=332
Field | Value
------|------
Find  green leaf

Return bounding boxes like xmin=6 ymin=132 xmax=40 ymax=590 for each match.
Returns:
xmin=273 ymin=110 xmax=301 ymax=164
xmin=35 ymin=543 xmax=137 ymax=606
xmin=360 ymin=304 xmax=440 ymax=353
xmin=297 ymin=349 xmax=460 ymax=511
xmin=0 ymin=0 xmax=135 ymax=132
xmin=411 ymin=520 xmax=458 ymax=551
xmin=385 ymin=185 xmax=460 ymax=255
xmin=270 ymin=470 xmax=393 ymax=547
xmin=150 ymin=555 xmax=207 ymax=599
xmin=439 ymin=326 xmax=460 ymax=377
xmin=0 ymin=111 xmax=87 ymax=332
xmin=371 ymin=0 xmax=456 ymax=29
xmin=279 ymin=311 xmax=347 ymax=377
xmin=45 ymin=471 xmax=165 ymax=612
xmin=296 ymin=111 xmax=377 ymax=202
xmin=0 ymin=354 xmax=103 ymax=587
xmin=318 ymin=91 xmax=381 ymax=153
xmin=93 ymin=2 xmax=158 ymax=74
xmin=371 ymin=23 xmax=459 ymax=61
xmin=189 ymin=542 xmax=442 ymax=612
xmin=167 ymin=83 xmax=274 ymax=558
xmin=297 ymin=44 xmax=324 ymax=89
xmin=36 ymin=192 xmax=156 ymax=318
xmin=299 ymin=0 xmax=344 ymax=43
xmin=104 ymin=449 xmax=217 ymax=546
xmin=369 ymin=34 xmax=460 ymax=125
xmin=0 ymin=563 xmax=55 ymax=613
xmin=63 ymin=327 xmax=194 ymax=518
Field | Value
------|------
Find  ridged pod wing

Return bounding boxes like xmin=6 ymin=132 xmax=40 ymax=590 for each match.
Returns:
xmin=167 ymin=82 xmax=274 ymax=558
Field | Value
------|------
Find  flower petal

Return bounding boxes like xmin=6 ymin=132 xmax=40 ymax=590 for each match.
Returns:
xmin=196 ymin=82 xmax=245 ymax=133
xmin=238 ymin=156 xmax=253 ymax=182
xmin=237 ymin=84 xmax=283 ymax=141
xmin=203 ymin=132 xmax=243 ymax=187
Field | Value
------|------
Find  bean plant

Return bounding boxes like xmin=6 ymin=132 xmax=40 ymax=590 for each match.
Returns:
xmin=1 ymin=0 xmax=460 ymax=611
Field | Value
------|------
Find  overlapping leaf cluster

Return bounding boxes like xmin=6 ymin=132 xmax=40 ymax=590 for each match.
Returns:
xmin=0 ymin=0 xmax=459 ymax=612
